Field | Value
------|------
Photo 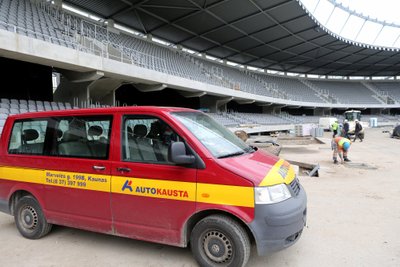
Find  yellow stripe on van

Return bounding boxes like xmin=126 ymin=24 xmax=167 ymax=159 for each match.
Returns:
xmin=0 ymin=167 xmax=111 ymax=192
xmin=197 ymin=183 xmax=254 ymax=208
xmin=0 ymin=166 xmax=43 ymax=184
xmin=0 ymin=166 xmax=255 ymax=208
xmin=258 ymin=159 xmax=296 ymax=187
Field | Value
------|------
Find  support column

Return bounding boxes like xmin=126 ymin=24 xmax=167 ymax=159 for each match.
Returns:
xmin=261 ymin=105 xmax=274 ymax=114
xmin=216 ymin=97 xmax=233 ymax=113
xmin=54 ymin=70 xmax=105 ymax=107
xmin=101 ymin=91 xmax=115 ymax=106
xmin=199 ymin=95 xmax=233 ymax=113
xmin=87 ymin=77 xmax=124 ymax=106
xmin=263 ymin=104 xmax=285 ymax=114
xmin=54 ymin=77 xmax=91 ymax=108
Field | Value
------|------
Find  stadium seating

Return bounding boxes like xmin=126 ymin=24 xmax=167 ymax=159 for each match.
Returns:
xmin=292 ymin=115 xmax=320 ymax=124
xmin=308 ymin=81 xmax=380 ymax=104
xmin=0 ymin=0 xmax=77 ymax=48
xmin=0 ymin=0 xmax=361 ymax=104
xmin=208 ymin=112 xmax=295 ymax=126
xmin=251 ymin=74 xmax=325 ymax=103
xmin=1 ymin=0 xmax=399 ymax=115
xmin=0 ymin=98 xmax=75 ymax=118
xmin=208 ymin=113 xmax=239 ymax=127
xmin=371 ymin=82 xmax=400 ymax=103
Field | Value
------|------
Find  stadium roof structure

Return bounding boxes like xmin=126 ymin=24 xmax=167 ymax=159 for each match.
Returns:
xmin=63 ymin=0 xmax=400 ymax=77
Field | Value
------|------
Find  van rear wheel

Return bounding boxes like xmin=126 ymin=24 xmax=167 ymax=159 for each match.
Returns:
xmin=190 ymin=215 xmax=250 ymax=267
xmin=14 ymin=196 xmax=52 ymax=239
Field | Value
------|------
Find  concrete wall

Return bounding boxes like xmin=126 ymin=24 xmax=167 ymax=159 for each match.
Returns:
xmin=1 ymin=29 xmax=400 ymax=110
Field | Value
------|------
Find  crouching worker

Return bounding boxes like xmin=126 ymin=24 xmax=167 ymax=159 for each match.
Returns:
xmin=331 ymin=136 xmax=351 ymax=164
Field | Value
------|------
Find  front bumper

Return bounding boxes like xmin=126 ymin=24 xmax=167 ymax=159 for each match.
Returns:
xmin=249 ymin=184 xmax=307 ymax=255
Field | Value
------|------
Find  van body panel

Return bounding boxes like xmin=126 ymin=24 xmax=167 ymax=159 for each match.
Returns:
xmin=109 ymin=110 xmax=197 ymax=246
xmin=0 ymin=113 xmax=114 ymax=233
xmin=43 ymin=158 xmax=112 ymax=225
xmin=195 ymin=203 xmax=255 ymax=224
xmin=0 ymin=178 xmax=44 ymax=213
xmin=0 ymin=162 xmax=113 ymax=233
xmin=3 ymin=181 xmax=44 ymax=212
xmin=196 ymin=158 xmax=254 ymax=186
xmin=196 ymin=158 xmax=255 ymax=222
xmin=0 ymin=106 xmax=307 ymax=260
xmin=216 ymin=149 xmax=295 ymax=186
xmin=110 ymin=165 xmax=197 ymax=246
xmin=111 ymin=195 xmax=193 ymax=246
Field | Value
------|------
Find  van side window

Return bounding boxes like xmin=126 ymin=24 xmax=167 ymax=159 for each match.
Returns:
xmin=122 ymin=117 xmax=179 ymax=164
xmin=55 ymin=116 xmax=112 ymax=159
xmin=8 ymin=116 xmax=112 ymax=158
xmin=8 ymin=120 xmax=48 ymax=155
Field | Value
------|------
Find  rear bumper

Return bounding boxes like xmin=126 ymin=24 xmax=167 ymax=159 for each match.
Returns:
xmin=0 ymin=198 xmax=10 ymax=214
xmin=249 ymin=185 xmax=307 ymax=255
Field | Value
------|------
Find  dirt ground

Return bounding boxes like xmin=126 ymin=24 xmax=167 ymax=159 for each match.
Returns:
xmin=1 ymin=127 xmax=399 ymax=267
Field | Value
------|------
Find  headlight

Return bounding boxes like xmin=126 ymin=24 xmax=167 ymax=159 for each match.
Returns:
xmin=255 ymin=184 xmax=291 ymax=204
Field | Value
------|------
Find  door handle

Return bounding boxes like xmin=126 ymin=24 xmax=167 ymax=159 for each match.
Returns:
xmin=117 ymin=167 xmax=131 ymax=173
xmin=93 ymin=165 xmax=106 ymax=171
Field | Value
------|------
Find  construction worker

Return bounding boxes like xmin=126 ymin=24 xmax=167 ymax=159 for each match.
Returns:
xmin=331 ymin=136 xmax=351 ymax=164
xmin=331 ymin=119 xmax=339 ymax=137
xmin=353 ymin=120 xmax=363 ymax=142
xmin=342 ymin=119 xmax=350 ymax=138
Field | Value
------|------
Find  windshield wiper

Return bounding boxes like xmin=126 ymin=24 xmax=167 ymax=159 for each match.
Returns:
xmin=218 ymin=151 xmax=245 ymax=159
xmin=244 ymin=146 xmax=255 ymax=153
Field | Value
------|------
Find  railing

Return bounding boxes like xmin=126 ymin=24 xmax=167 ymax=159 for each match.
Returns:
xmin=2 ymin=1 xmax=399 ymax=107
xmin=0 ymin=20 xmax=87 ymax=52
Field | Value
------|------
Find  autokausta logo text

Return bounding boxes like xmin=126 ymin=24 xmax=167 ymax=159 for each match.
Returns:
xmin=122 ymin=179 xmax=189 ymax=198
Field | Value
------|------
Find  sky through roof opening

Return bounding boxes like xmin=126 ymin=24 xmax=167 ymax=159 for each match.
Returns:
xmin=299 ymin=0 xmax=400 ymax=50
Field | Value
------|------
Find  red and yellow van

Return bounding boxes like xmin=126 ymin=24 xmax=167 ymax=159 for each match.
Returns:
xmin=0 ymin=107 xmax=306 ymax=267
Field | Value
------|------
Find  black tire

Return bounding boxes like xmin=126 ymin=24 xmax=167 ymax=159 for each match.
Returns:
xmin=190 ymin=215 xmax=250 ymax=267
xmin=14 ymin=196 xmax=52 ymax=239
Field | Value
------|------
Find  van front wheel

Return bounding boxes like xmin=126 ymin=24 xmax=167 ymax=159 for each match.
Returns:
xmin=14 ymin=196 xmax=52 ymax=239
xmin=190 ymin=215 xmax=250 ymax=267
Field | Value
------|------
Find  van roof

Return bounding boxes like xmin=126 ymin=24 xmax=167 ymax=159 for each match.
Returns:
xmin=7 ymin=106 xmax=198 ymax=119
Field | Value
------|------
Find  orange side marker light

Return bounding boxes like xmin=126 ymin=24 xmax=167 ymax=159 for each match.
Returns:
xmin=201 ymin=193 xmax=210 ymax=198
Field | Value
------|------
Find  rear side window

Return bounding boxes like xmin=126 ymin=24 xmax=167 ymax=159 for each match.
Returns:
xmin=8 ymin=120 xmax=48 ymax=155
xmin=54 ymin=116 xmax=112 ymax=159
xmin=8 ymin=115 xmax=112 ymax=159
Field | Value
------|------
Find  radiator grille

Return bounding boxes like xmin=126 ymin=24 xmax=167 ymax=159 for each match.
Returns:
xmin=289 ymin=177 xmax=300 ymax=196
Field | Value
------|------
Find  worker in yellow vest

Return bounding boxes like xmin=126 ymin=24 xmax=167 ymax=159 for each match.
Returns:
xmin=331 ymin=120 xmax=339 ymax=138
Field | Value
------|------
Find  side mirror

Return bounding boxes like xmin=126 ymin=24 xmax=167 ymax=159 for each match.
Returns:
xmin=168 ymin=142 xmax=195 ymax=165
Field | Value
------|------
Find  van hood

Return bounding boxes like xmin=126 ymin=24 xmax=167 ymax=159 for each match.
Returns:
xmin=217 ymin=150 xmax=296 ymax=186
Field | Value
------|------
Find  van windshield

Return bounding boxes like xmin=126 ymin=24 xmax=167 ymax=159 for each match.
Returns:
xmin=171 ymin=112 xmax=252 ymax=158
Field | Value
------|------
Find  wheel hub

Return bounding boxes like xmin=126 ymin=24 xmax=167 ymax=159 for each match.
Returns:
xmin=202 ymin=230 xmax=233 ymax=263
xmin=211 ymin=244 xmax=221 ymax=254
xmin=20 ymin=206 xmax=38 ymax=230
